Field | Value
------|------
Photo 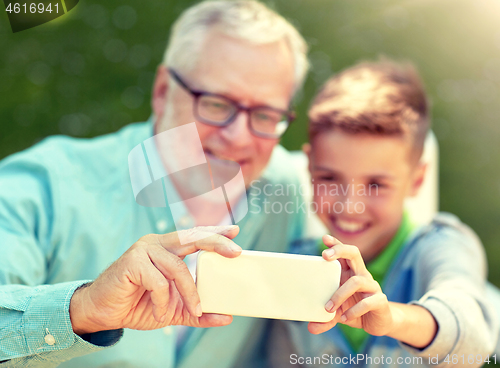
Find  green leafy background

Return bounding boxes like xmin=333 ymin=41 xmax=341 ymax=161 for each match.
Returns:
xmin=1 ymin=0 xmax=500 ymax=290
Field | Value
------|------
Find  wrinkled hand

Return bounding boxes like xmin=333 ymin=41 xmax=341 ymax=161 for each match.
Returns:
xmin=308 ymin=235 xmax=393 ymax=336
xmin=70 ymin=225 xmax=241 ymax=335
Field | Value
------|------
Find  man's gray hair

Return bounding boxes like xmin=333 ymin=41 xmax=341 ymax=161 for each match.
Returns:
xmin=163 ymin=0 xmax=309 ymax=93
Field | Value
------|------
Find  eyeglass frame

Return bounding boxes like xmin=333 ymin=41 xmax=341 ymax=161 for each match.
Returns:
xmin=167 ymin=67 xmax=295 ymax=139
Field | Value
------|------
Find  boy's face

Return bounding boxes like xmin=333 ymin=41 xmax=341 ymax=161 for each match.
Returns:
xmin=307 ymin=130 xmax=425 ymax=262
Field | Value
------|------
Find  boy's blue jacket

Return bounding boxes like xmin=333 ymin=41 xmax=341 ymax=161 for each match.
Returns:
xmin=270 ymin=213 xmax=499 ymax=368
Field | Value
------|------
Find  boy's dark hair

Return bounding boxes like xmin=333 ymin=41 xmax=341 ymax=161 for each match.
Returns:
xmin=308 ymin=58 xmax=430 ymax=162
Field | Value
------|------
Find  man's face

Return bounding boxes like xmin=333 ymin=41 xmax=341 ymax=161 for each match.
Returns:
xmin=307 ymin=131 xmax=425 ymax=262
xmin=153 ymin=31 xmax=295 ymax=187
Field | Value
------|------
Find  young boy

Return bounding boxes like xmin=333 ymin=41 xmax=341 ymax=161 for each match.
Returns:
xmin=269 ymin=59 xmax=498 ymax=367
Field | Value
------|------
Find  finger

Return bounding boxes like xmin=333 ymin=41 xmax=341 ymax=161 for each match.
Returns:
xmin=158 ymin=280 xmax=182 ymax=326
xmin=147 ymin=246 xmax=202 ymax=318
xmin=171 ymin=302 xmax=233 ymax=328
xmin=179 ymin=225 xmax=240 ymax=242
xmin=196 ymin=225 xmax=240 ymax=239
xmin=197 ymin=313 xmax=233 ymax=328
xmin=156 ymin=226 xmax=242 ymax=258
xmin=308 ymin=308 xmax=343 ymax=334
xmin=185 ymin=232 xmax=242 ymax=258
xmin=322 ymin=234 xmax=342 ymax=248
xmin=162 ymin=280 xmax=182 ymax=325
xmin=325 ymin=276 xmax=381 ymax=313
xmin=171 ymin=231 xmax=242 ymax=258
xmin=338 ymin=259 xmax=351 ymax=285
xmin=150 ymin=281 xmax=170 ymax=323
xmin=322 ymin=242 xmax=368 ymax=276
xmin=127 ymin=257 xmax=171 ymax=323
xmin=340 ymin=293 xmax=388 ymax=323
xmin=170 ymin=225 xmax=240 ymax=242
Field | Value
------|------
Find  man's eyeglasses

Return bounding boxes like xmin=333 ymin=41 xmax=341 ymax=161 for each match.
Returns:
xmin=168 ymin=68 xmax=295 ymax=139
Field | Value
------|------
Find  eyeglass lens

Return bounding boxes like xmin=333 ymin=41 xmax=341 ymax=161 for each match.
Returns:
xmin=196 ymin=94 xmax=289 ymax=137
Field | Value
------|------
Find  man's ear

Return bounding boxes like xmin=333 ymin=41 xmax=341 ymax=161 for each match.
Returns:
xmin=408 ymin=162 xmax=427 ymax=197
xmin=152 ymin=65 xmax=170 ymax=126
xmin=302 ymin=142 xmax=312 ymax=175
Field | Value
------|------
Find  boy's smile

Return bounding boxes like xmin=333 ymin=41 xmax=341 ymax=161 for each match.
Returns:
xmin=307 ymin=130 xmax=425 ymax=262
xmin=330 ymin=216 xmax=371 ymax=235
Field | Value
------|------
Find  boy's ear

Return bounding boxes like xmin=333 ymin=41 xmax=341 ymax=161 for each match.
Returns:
xmin=408 ymin=162 xmax=427 ymax=197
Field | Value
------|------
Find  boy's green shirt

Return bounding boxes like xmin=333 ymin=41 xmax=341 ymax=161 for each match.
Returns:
xmin=318 ymin=212 xmax=415 ymax=352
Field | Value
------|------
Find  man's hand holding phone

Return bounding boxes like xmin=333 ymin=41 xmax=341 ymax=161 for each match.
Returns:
xmin=69 ymin=225 xmax=241 ymax=335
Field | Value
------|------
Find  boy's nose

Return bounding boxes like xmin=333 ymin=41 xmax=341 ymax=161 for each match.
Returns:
xmin=340 ymin=181 xmax=368 ymax=202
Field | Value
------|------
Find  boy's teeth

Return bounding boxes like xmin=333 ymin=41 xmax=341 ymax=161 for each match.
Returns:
xmin=336 ymin=219 xmax=365 ymax=232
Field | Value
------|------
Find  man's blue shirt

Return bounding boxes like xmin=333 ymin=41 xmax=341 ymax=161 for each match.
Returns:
xmin=0 ymin=121 xmax=306 ymax=367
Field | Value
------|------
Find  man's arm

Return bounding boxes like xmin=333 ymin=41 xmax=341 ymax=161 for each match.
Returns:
xmin=0 ymin=281 xmax=124 ymax=367
xmin=67 ymin=228 xmax=240 ymax=335
xmin=1 ymin=226 xmax=240 ymax=367
xmin=0 ymin=157 xmax=241 ymax=366
xmin=0 ymin=160 xmax=125 ymax=366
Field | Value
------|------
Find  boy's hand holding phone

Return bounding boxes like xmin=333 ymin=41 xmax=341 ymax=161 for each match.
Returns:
xmin=309 ymin=234 xmax=393 ymax=336
xmin=310 ymin=234 xmax=437 ymax=350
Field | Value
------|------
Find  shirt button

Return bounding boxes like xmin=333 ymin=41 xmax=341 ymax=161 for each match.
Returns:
xmin=156 ymin=220 xmax=168 ymax=232
xmin=44 ymin=334 xmax=56 ymax=346
xmin=177 ymin=216 xmax=191 ymax=228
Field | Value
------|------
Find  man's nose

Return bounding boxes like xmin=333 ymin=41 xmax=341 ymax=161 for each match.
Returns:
xmin=219 ymin=111 xmax=254 ymax=145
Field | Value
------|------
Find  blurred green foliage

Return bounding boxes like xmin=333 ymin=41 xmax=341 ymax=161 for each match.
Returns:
xmin=1 ymin=0 xmax=500 ymax=287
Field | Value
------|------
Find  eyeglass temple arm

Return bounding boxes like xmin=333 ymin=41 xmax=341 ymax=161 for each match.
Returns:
xmin=167 ymin=68 xmax=192 ymax=91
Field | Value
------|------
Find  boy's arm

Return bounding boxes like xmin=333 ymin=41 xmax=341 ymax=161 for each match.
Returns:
xmin=386 ymin=302 xmax=437 ymax=348
xmin=311 ymin=219 xmax=498 ymax=366
xmin=396 ymin=215 xmax=498 ymax=362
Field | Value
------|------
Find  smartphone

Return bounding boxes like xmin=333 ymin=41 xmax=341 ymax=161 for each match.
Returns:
xmin=196 ymin=250 xmax=341 ymax=322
